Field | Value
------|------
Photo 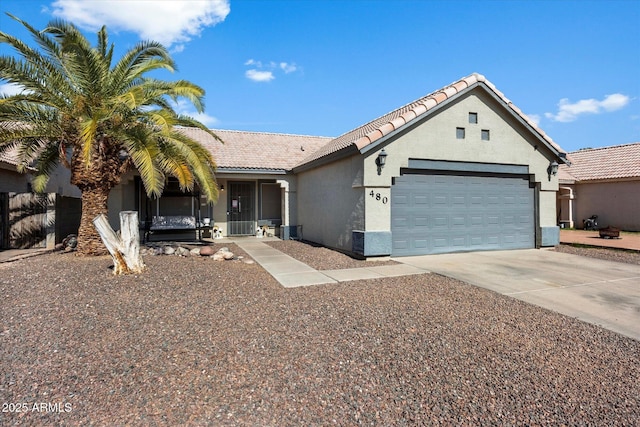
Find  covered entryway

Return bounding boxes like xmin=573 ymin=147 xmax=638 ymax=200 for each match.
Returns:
xmin=391 ymin=173 xmax=535 ymax=256
xmin=228 ymin=181 xmax=255 ymax=235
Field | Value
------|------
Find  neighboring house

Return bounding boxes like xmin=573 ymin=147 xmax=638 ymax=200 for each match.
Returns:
xmin=109 ymin=72 xmax=567 ymax=257
xmin=558 ymin=142 xmax=640 ymax=231
xmin=1 ymin=150 xmax=35 ymax=193
xmin=0 ymin=149 xmax=81 ymax=249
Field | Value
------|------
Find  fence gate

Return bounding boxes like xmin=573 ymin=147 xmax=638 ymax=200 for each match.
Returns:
xmin=8 ymin=192 xmax=50 ymax=249
xmin=0 ymin=193 xmax=7 ymax=249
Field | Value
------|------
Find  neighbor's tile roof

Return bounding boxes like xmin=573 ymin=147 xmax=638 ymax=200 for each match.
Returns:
xmin=0 ymin=147 xmax=35 ymax=171
xmin=0 ymin=151 xmax=20 ymax=166
xmin=296 ymin=73 xmax=566 ymax=169
xmin=559 ymin=142 xmax=640 ymax=181
xmin=178 ymin=127 xmax=332 ymax=171
xmin=558 ymin=164 xmax=578 ymax=183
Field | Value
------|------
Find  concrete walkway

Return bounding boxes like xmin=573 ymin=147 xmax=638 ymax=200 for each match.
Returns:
xmin=0 ymin=248 xmax=54 ymax=263
xmin=234 ymin=240 xmax=428 ymax=288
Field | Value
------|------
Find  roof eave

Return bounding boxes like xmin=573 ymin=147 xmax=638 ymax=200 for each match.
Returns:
xmin=216 ymin=167 xmax=290 ymax=175
xmin=362 ymin=82 xmax=567 ymax=164
xmin=292 ymin=144 xmax=360 ymax=174
xmin=359 ymin=88 xmax=461 ymax=156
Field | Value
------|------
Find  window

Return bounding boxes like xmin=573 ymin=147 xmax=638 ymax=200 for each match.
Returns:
xmin=469 ymin=112 xmax=478 ymax=124
xmin=260 ymin=183 xmax=282 ymax=220
xmin=456 ymin=127 xmax=465 ymax=139
xmin=481 ymin=129 xmax=490 ymax=141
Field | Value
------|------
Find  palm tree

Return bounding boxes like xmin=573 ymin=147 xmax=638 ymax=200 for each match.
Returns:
xmin=0 ymin=15 xmax=220 ymax=256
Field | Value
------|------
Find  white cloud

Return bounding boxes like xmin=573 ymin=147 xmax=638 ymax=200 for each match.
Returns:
xmin=245 ymin=69 xmax=275 ymax=83
xmin=280 ymin=62 xmax=297 ymax=73
xmin=243 ymin=59 xmax=299 ymax=82
xmin=599 ymin=93 xmax=630 ymax=111
xmin=545 ymin=93 xmax=630 ymax=122
xmin=173 ymin=99 xmax=218 ymax=127
xmin=51 ymin=0 xmax=230 ymax=49
xmin=188 ymin=111 xmax=218 ymax=127
xmin=526 ymin=113 xmax=541 ymax=127
xmin=0 ymin=83 xmax=28 ymax=96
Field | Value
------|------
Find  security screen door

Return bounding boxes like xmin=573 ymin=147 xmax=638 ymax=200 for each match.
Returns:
xmin=228 ymin=182 xmax=255 ymax=235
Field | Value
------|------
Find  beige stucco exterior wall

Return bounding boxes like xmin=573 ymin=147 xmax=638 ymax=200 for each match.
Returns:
xmin=298 ymin=88 xmax=562 ymax=255
xmin=573 ymin=180 xmax=640 ymax=231
xmin=297 ymin=155 xmax=364 ymax=252
xmin=362 ymin=89 xmax=560 ymax=233
xmin=43 ymin=164 xmax=81 ymax=198
xmin=0 ymin=163 xmax=80 ymax=197
xmin=364 ymin=90 xmax=558 ymax=189
xmin=107 ymin=171 xmax=138 ymax=229
xmin=0 ymin=167 xmax=30 ymax=192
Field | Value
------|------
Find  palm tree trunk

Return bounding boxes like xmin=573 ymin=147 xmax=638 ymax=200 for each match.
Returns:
xmin=76 ymin=188 xmax=110 ymax=256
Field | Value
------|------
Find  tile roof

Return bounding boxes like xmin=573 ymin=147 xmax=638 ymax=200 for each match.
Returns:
xmin=0 ymin=151 xmax=20 ymax=167
xmin=177 ymin=128 xmax=332 ymax=172
xmin=559 ymin=142 xmax=640 ymax=182
xmin=295 ymin=73 xmax=566 ymax=169
xmin=0 ymin=147 xmax=35 ymax=171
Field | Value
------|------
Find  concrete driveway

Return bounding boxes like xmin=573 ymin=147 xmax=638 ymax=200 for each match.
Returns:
xmin=396 ymin=249 xmax=640 ymax=341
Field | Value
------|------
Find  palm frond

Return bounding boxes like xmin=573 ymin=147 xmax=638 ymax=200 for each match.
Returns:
xmin=30 ymin=143 xmax=60 ymax=192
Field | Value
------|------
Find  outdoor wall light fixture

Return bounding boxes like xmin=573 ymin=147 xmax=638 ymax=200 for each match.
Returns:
xmin=220 ymin=184 xmax=225 ymax=191
xmin=547 ymin=160 xmax=559 ymax=180
xmin=376 ymin=149 xmax=388 ymax=175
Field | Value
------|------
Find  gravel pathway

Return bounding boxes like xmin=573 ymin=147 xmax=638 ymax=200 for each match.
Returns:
xmin=265 ymin=240 xmax=398 ymax=270
xmin=1 ymin=243 xmax=638 ymax=426
xmin=555 ymin=243 xmax=640 ymax=265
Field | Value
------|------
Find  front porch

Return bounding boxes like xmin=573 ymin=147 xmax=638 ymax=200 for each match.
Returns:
xmin=128 ymin=175 xmax=299 ymax=241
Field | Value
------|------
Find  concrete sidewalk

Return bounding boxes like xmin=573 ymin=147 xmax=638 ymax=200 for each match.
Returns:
xmin=234 ymin=240 xmax=428 ymax=287
xmin=0 ymin=248 xmax=54 ymax=263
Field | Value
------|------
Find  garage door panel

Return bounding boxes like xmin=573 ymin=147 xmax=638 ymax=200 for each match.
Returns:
xmin=391 ymin=174 xmax=534 ymax=256
xmin=470 ymin=235 xmax=484 ymax=246
xmin=433 ymin=194 xmax=448 ymax=206
xmin=414 ymin=238 xmax=428 ymax=249
xmin=413 ymin=194 xmax=428 ymax=205
xmin=433 ymin=236 xmax=449 ymax=248
xmin=414 ymin=215 xmax=429 ymax=227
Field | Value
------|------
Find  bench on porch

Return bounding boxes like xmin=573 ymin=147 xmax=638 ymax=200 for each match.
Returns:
xmin=145 ymin=215 xmax=203 ymax=242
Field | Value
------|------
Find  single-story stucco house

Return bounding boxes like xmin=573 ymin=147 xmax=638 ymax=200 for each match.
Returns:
xmin=558 ymin=142 xmax=640 ymax=231
xmin=108 ymin=73 xmax=568 ymax=257
xmin=1 ymin=150 xmax=81 ymax=249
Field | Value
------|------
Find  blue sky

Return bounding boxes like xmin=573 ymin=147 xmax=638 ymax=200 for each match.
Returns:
xmin=1 ymin=0 xmax=638 ymax=152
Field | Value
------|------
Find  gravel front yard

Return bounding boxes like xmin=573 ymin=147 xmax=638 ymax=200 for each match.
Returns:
xmin=1 ymin=243 xmax=638 ymax=426
xmin=555 ymin=243 xmax=640 ymax=265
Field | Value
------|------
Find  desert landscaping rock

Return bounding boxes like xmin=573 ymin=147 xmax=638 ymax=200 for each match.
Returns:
xmin=199 ymin=245 xmax=215 ymax=256
xmin=267 ymin=240 xmax=398 ymax=270
xmin=175 ymin=246 xmax=190 ymax=257
xmin=0 ymin=242 xmax=638 ymax=426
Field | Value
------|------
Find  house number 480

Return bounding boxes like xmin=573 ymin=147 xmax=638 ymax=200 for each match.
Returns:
xmin=369 ymin=190 xmax=388 ymax=204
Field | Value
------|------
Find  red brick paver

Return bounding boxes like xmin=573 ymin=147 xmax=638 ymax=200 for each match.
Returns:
xmin=560 ymin=230 xmax=640 ymax=251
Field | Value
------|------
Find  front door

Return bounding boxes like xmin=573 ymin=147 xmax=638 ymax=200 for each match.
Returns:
xmin=228 ymin=182 xmax=255 ymax=235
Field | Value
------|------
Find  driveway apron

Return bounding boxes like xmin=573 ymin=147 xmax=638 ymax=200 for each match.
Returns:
xmin=396 ymin=249 xmax=640 ymax=341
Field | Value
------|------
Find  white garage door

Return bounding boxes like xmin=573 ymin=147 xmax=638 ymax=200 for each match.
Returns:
xmin=391 ymin=174 xmax=535 ymax=256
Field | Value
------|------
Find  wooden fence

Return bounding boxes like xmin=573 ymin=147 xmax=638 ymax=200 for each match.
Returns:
xmin=0 ymin=192 xmax=81 ymax=249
